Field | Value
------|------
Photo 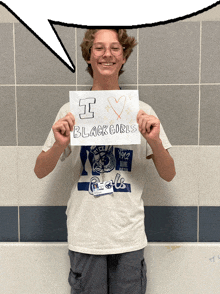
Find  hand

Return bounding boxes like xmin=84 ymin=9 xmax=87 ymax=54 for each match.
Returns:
xmin=52 ymin=112 xmax=75 ymax=149
xmin=137 ymin=110 xmax=160 ymax=144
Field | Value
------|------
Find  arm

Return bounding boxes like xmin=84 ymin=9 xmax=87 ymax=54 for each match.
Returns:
xmin=137 ymin=110 xmax=176 ymax=182
xmin=34 ymin=112 xmax=75 ymax=179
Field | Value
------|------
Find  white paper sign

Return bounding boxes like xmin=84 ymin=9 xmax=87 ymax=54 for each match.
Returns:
xmin=70 ymin=90 xmax=140 ymax=146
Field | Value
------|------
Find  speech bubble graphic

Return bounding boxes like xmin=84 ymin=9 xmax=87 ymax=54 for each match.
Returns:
xmin=0 ymin=0 xmax=219 ymax=73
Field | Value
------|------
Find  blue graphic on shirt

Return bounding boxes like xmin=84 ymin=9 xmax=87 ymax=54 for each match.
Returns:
xmin=115 ymin=147 xmax=133 ymax=172
xmin=80 ymin=146 xmax=116 ymax=175
xmin=79 ymin=146 xmax=133 ymax=193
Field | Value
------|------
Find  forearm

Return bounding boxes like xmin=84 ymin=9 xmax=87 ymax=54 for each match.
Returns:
xmin=34 ymin=142 xmax=65 ymax=179
xmin=149 ymin=139 xmax=176 ymax=182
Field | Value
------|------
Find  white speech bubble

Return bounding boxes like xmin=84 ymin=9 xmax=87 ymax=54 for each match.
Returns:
xmin=0 ymin=0 xmax=219 ymax=73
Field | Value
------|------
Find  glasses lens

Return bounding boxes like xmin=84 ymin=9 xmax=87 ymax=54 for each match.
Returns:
xmin=92 ymin=44 xmax=123 ymax=56
xmin=110 ymin=45 xmax=123 ymax=56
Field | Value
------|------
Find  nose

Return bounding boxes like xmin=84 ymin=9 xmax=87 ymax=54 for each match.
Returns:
xmin=103 ymin=47 xmax=112 ymax=57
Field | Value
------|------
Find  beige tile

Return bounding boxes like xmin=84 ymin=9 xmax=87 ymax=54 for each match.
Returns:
xmin=201 ymin=23 xmax=220 ymax=83
xmin=15 ymin=23 xmax=76 ymax=84
xmin=0 ymin=87 xmax=16 ymax=145
xmin=146 ymin=243 xmax=220 ymax=294
xmin=0 ymin=147 xmax=18 ymax=206
xmin=0 ymin=243 xmax=70 ymax=294
xmin=139 ymin=23 xmax=200 ymax=84
xmin=17 ymin=86 xmax=75 ymax=146
xmin=18 ymin=147 xmax=74 ymax=206
xmin=200 ymin=85 xmax=220 ymax=145
xmin=0 ymin=5 xmax=19 ymax=22
xmin=183 ymin=5 xmax=220 ymax=21
xmin=199 ymin=146 xmax=220 ymax=206
xmin=0 ymin=24 xmax=15 ymax=84
xmin=142 ymin=147 xmax=199 ymax=206
xmin=139 ymin=86 xmax=199 ymax=145
xmin=77 ymin=28 xmax=93 ymax=86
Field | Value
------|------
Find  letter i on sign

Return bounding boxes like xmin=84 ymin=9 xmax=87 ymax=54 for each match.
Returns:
xmin=79 ymin=98 xmax=96 ymax=119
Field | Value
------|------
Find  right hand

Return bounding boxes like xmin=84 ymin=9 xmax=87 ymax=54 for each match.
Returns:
xmin=52 ymin=112 xmax=75 ymax=149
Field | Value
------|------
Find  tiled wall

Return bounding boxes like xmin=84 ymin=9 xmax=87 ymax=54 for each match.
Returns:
xmin=1 ymin=4 xmax=220 ymax=294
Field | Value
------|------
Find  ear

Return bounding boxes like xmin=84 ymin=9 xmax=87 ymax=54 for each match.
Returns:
xmin=122 ymin=57 xmax=126 ymax=65
xmin=87 ymin=59 xmax=91 ymax=64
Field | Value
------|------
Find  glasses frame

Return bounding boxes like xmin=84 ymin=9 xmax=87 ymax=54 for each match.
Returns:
xmin=91 ymin=42 xmax=125 ymax=57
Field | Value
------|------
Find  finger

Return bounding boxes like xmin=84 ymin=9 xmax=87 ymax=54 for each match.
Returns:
xmin=145 ymin=120 xmax=152 ymax=133
xmin=54 ymin=123 xmax=66 ymax=135
xmin=136 ymin=110 xmax=142 ymax=122
xmin=54 ymin=121 xmax=70 ymax=136
xmin=139 ymin=117 xmax=148 ymax=134
xmin=140 ymin=117 xmax=146 ymax=133
xmin=63 ymin=114 xmax=75 ymax=131
xmin=62 ymin=121 xmax=71 ymax=136
xmin=138 ymin=116 xmax=144 ymax=132
xmin=66 ymin=112 xmax=75 ymax=124
xmin=137 ymin=110 xmax=146 ymax=123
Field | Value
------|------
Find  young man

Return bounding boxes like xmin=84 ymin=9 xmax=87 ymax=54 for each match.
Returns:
xmin=34 ymin=29 xmax=175 ymax=294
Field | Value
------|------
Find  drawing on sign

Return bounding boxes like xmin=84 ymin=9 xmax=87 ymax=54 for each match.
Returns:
xmin=79 ymin=98 xmax=96 ymax=119
xmin=107 ymin=95 xmax=126 ymax=120
xmin=70 ymin=90 xmax=140 ymax=145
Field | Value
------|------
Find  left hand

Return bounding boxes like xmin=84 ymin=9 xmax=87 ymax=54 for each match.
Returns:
xmin=137 ymin=110 xmax=160 ymax=143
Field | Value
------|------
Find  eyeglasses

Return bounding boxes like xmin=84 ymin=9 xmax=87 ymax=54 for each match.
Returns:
xmin=91 ymin=43 xmax=124 ymax=57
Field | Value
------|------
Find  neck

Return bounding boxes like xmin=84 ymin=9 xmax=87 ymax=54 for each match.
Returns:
xmin=91 ymin=75 xmax=120 ymax=91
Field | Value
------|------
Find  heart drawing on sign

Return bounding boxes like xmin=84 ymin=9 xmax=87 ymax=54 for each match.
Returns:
xmin=107 ymin=96 xmax=126 ymax=119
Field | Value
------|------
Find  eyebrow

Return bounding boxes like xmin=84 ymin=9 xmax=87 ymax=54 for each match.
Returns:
xmin=93 ymin=42 xmax=121 ymax=45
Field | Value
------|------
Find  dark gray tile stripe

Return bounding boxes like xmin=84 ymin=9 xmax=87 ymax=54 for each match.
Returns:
xmin=1 ymin=206 xmax=219 ymax=243
xmin=20 ymin=206 xmax=67 ymax=242
xmin=199 ymin=207 xmax=220 ymax=242
xmin=0 ymin=207 xmax=18 ymax=241
xmin=144 ymin=206 xmax=197 ymax=242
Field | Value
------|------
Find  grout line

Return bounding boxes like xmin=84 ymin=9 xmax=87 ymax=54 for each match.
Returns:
xmin=137 ymin=28 xmax=139 ymax=90
xmin=197 ymin=21 xmax=202 ymax=243
xmin=198 ymin=21 xmax=202 ymax=147
xmin=75 ymin=28 xmax=78 ymax=91
xmin=137 ymin=83 xmax=203 ymax=86
xmin=13 ymin=23 xmax=20 ymax=242
xmin=1 ymin=83 xmax=220 ymax=87
xmin=12 ymin=23 xmax=18 ymax=146
xmin=0 ymin=84 xmax=78 ymax=87
xmin=197 ymin=206 xmax=200 ymax=242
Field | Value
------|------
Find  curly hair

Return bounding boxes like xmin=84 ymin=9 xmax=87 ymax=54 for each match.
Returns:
xmin=80 ymin=29 xmax=137 ymax=77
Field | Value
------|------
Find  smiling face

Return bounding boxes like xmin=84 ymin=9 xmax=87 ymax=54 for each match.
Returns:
xmin=87 ymin=30 xmax=126 ymax=80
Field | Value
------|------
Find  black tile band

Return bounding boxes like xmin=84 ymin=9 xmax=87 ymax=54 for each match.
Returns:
xmin=0 ymin=206 xmax=219 ymax=242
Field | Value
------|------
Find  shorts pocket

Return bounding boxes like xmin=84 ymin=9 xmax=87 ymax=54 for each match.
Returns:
xmin=141 ymin=259 xmax=147 ymax=294
xmin=68 ymin=268 xmax=83 ymax=292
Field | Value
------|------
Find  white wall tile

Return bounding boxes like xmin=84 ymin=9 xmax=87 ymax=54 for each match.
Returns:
xmin=1 ymin=243 xmax=220 ymax=294
xmin=199 ymin=146 xmax=220 ymax=206
xmin=142 ymin=147 xmax=199 ymax=206
xmin=18 ymin=147 xmax=75 ymax=206
xmin=145 ymin=243 xmax=220 ymax=294
xmin=0 ymin=243 xmax=70 ymax=294
xmin=0 ymin=147 xmax=18 ymax=206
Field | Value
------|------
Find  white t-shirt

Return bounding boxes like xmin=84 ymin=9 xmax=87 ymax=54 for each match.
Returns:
xmin=42 ymin=100 xmax=172 ymax=255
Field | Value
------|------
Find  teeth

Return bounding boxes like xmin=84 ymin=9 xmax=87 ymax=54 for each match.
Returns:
xmin=103 ymin=63 xmax=113 ymax=65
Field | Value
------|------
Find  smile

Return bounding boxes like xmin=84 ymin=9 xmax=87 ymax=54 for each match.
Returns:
xmin=100 ymin=62 xmax=114 ymax=66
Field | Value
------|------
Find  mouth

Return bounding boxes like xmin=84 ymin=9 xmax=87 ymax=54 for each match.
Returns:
xmin=99 ymin=62 xmax=115 ymax=66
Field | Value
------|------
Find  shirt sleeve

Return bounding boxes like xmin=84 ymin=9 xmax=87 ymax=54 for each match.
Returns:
xmin=42 ymin=102 xmax=72 ymax=161
xmin=139 ymin=102 xmax=172 ymax=157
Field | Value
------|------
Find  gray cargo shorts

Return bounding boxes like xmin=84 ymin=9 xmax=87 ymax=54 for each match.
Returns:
xmin=68 ymin=248 xmax=147 ymax=294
